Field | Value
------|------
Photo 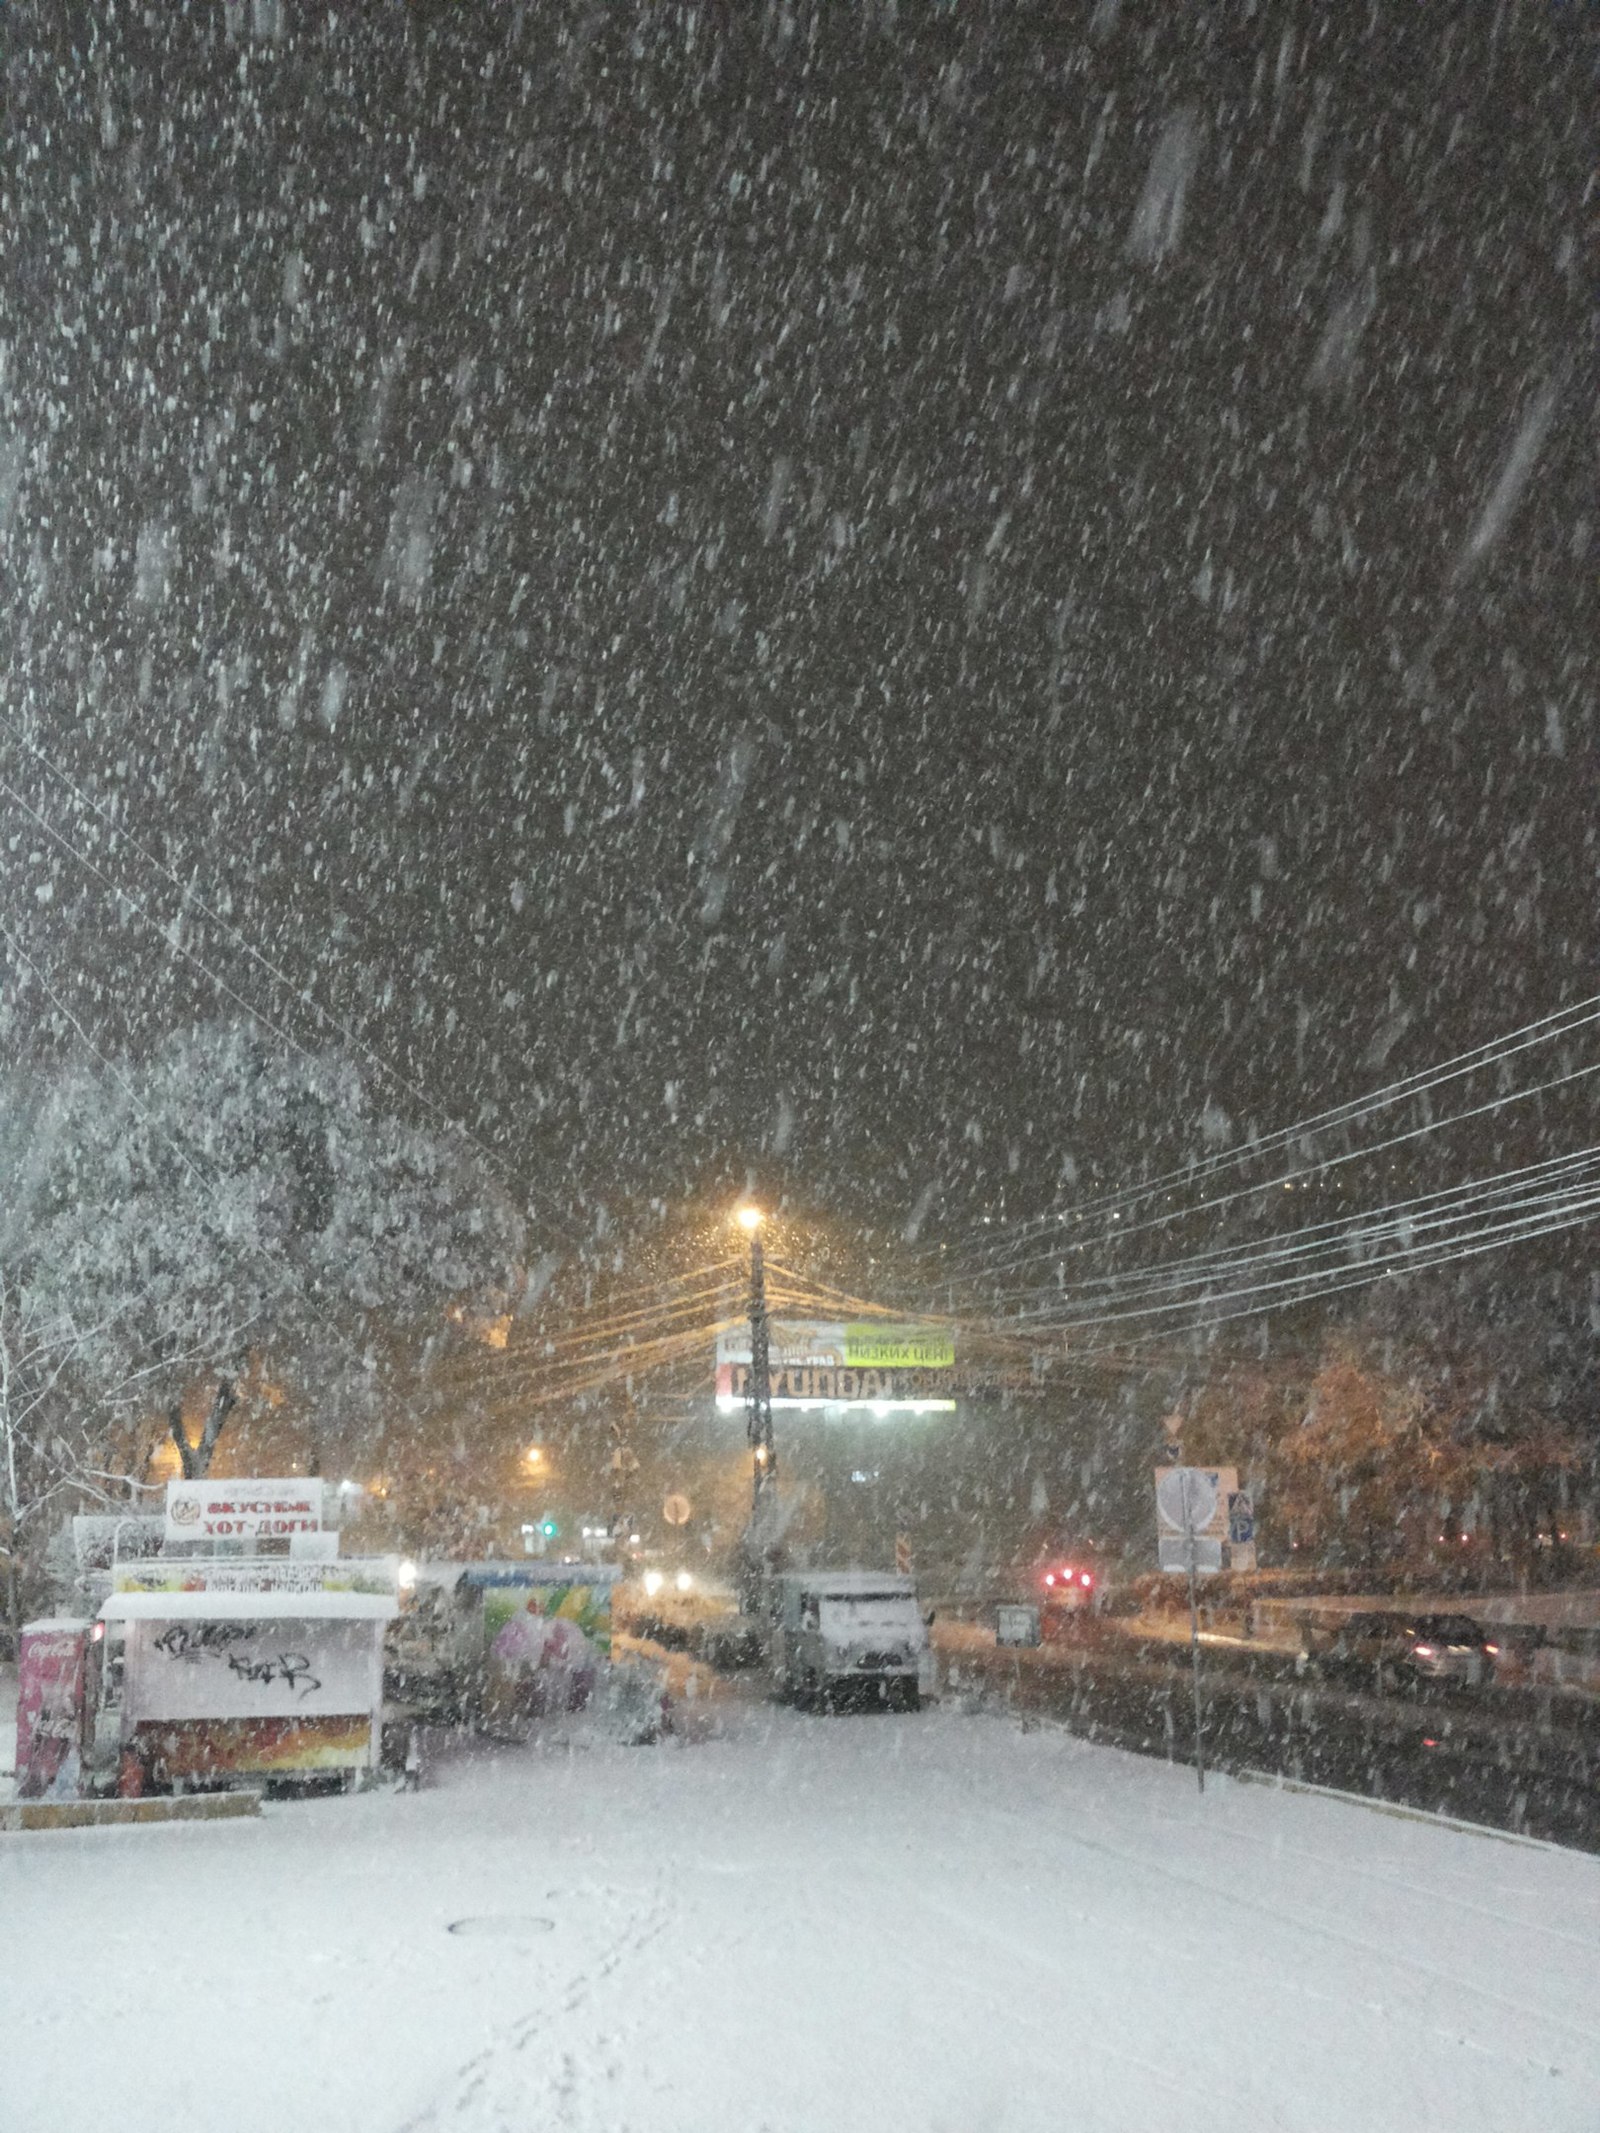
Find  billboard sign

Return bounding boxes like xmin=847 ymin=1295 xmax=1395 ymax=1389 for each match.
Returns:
xmin=842 ymin=1325 xmax=954 ymax=1369
xmin=715 ymin=1321 xmax=955 ymax=1412
xmin=164 ymin=1478 xmax=326 ymax=1545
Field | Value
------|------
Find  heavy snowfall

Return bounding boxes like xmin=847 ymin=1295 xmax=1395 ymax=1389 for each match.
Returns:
xmin=2 ymin=4 xmax=1596 ymax=2130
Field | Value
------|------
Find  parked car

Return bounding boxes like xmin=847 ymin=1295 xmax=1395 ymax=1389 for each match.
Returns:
xmin=1317 ymin=1610 xmax=1498 ymax=1689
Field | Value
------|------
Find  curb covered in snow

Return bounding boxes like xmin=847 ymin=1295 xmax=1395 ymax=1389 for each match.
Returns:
xmin=1233 ymin=1767 xmax=1570 ymax=1853
xmin=0 ymin=1791 xmax=263 ymax=1833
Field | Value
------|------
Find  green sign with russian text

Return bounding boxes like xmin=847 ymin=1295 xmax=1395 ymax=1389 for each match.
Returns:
xmin=843 ymin=1324 xmax=954 ymax=1370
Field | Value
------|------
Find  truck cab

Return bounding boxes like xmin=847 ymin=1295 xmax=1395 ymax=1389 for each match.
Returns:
xmin=771 ymin=1571 xmax=927 ymax=1710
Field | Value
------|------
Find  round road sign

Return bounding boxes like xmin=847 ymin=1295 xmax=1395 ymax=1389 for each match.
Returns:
xmin=1156 ymin=1467 xmax=1219 ymax=1535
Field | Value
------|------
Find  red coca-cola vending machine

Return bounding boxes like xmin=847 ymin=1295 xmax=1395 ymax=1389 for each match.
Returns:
xmin=15 ymin=1618 xmax=91 ymax=1799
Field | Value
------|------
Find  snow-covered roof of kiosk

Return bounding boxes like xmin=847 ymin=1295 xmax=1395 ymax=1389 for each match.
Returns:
xmin=100 ymin=1590 xmax=398 ymax=1622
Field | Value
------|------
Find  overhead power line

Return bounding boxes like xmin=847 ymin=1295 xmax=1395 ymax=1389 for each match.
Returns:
xmin=955 ymin=989 xmax=1600 ymax=1271
xmin=1013 ymin=1178 xmax=1600 ymax=1341
xmin=963 ymin=1052 xmax=1600 ymax=1286
xmin=997 ymin=1142 xmax=1600 ymax=1322
xmin=1069 ymin=1191 xmax=1600 ymax=1356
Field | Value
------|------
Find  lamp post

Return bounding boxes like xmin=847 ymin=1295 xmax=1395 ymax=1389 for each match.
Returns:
xmin=735 ymin=1205 xmax=775 ymax=1511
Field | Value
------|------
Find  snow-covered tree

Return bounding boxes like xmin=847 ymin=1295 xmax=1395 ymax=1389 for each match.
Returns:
xmin=0 ymin=1274 xmax=93 ymax=1640
xmin=0 ymin=1022 xmax=528 ymax=1487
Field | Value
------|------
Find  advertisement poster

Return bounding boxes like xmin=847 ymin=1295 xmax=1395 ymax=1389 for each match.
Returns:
xmin=15 ymin=1622 xmax=87 ymax=1799
xmin=130 ymin=1715 xmax=372 ymax=1780
xmin=466 ymin=1569 xmax=614 ymax=1719
xmin=114 ymin=1557 xmax=396 ymax=1599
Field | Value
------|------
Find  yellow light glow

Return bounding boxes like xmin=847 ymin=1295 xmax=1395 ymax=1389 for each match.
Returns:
xmin=523 ymin=1444 xmax=546 ymax=1469
xmin=734 ymin=1205 xmax=764 ymax=1231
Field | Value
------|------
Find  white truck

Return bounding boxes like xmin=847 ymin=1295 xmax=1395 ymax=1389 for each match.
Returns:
xmin=770 ymin=1571 xmax=928 ymax=1710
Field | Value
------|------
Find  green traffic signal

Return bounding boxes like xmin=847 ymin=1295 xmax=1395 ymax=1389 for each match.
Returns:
xmin=538 ymin=1517 xmax=559 ymax=1539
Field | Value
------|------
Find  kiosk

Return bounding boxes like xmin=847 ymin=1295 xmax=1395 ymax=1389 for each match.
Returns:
xmin=98 ymin=1558 xmax=398 ymax=1791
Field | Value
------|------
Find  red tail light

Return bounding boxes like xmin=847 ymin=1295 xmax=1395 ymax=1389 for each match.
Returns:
xmin=1079 ymin=1572 xmax=1094 ymax=1588
xmin=1043 ymin=1573 xmax=1056 ymax=1587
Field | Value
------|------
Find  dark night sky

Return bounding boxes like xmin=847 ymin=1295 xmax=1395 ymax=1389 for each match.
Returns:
xmin=3 ymin=1 xmax=1595 ymax=1245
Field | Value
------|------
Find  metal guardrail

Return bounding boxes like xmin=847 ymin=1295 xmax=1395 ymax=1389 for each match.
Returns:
xmin=936 ymin=1631 xmax=1600 ymax=1853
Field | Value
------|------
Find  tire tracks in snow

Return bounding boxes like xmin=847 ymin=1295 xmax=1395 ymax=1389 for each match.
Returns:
xmin=930 ymin=1735 xmax=1600 ymax=2077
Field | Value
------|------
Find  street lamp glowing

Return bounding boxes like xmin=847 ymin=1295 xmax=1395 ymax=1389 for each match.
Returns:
xmin=522 ymin=1444 xmax=545 ymax=1470
xmin=734 ymin=1204 xmax=765 ymax=1232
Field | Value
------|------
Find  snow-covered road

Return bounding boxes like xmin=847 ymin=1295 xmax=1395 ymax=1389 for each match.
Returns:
xmin=2 ymin=1701 xmax=1597 ymax=2133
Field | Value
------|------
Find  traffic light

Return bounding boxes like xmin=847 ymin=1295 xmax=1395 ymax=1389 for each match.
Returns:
xmin=538 ymin=1517 xmax=559 ymax=1540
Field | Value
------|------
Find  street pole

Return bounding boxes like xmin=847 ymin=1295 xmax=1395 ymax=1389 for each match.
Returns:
xmin=1182 ymin=1471 xmax=1206 ymax=1794
xmin=608 ymin=1406 xmax=635 ymax=1562
xmin=745 ymin=1223 xmax=775 ymax=1510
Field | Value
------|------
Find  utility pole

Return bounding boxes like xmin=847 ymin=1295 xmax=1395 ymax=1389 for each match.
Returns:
xmin=608 ymin=1404 xmax=639 ymax=1560
xmin=737 ymin=1206 xmax=775 ymax=1509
